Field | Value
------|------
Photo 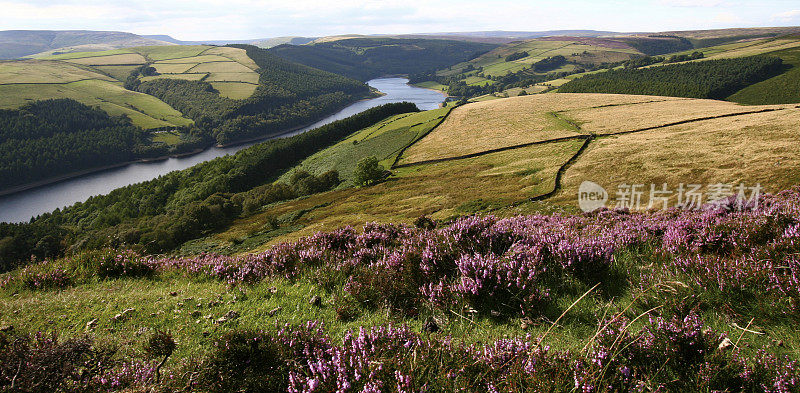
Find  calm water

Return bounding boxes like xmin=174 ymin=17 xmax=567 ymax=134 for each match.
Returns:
xmin=0 ymin=78 xmax=446 ymax=223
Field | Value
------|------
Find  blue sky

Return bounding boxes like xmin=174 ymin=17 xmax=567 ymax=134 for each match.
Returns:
xmin=2 ymin=0 xmax=799 ymax=40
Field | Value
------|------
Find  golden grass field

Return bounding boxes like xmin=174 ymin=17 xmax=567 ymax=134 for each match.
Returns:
xmin=561 ymin=98 xmax=796 ymax=134
xmin=65 ymin=53 xmax=147 ymax=66
xmin=400 ymin=94 xmax=677 ymax=164
xmin=551 ymin=107 xmax=800 ymax=207
xmin=205 ymin=139 xmax=583 ymax=251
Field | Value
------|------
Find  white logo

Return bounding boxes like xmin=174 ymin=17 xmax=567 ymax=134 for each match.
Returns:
xmin=578 ymin=181 xmax=608 ymax=212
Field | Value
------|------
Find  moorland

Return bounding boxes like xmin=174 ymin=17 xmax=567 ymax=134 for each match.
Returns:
xmin=2 ymin=26 xmax=800 ymax=392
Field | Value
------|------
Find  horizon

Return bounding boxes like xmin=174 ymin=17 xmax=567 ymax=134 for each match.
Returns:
xmin=3 ymin=0 xmax=800 ymax=41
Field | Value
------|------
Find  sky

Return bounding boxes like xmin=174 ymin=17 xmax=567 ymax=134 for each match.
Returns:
xmin=2 ymin=0 xmax=800 ymax=41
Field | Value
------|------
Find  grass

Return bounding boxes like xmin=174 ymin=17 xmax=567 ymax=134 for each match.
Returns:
xmin=201 ymin=138 xmax=583 ymax=250
xmin=205 ymin=73 xmax=260 ymax=84
xmin=151 ymin=130 xmax=183 ymax=145
xmin=65 ymin=53 xmax=147 ymax=66
xmin=157 ymin=55 xmax=231 ymax=64
xmin=134 ymin=45 xmax=211 ymax=61
xmin=0 ymin=79 xmax=192 ymax=129
xmin=0 ymin=254 xmax=644 ymax=363
xmin=560 ymin=97 xmax=793 ymax=135
xmin=0 ymin=60 xmax=115 ymax=84
xmin=399 ymin=94 xmax=665 ymax=164
xmin=728 ymin=47 xmax=800 ymax=105
xmin=141 ymin=74 xmax=207 ymax=82
xmin=412 ymin=81 xmax=448 ymax=91
xmin=151 ymin=63 xmax=197 ymax=74
xmin=93 ymin=65 xmax=142 ymax=81
xmin=188 ymin=61 xmax=254 ymax=73
xmin=37 ymin=48 xmax=136 ymax=60
xmin=550 ymin=106 xmax=800 ymax=206
xmin=434 ymin=38 xmax=640 ymax=85
xmin=279 ymin=108 xmax=452 ymax=185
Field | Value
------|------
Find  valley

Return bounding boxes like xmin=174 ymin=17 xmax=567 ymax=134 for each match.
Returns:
xmin=2 ymin=20 xmax=800 ymax=392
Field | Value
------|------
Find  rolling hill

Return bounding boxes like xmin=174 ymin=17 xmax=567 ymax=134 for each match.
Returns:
xmin=269 ymin=37 xmax=499 ymax=81
xmin=0 ymin=44 xmax=372 ymax=194
xmin=0 ymin=30 xmax=174 ymax=59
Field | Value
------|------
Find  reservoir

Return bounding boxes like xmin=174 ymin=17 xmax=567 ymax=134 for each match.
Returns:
xmin=0 ymin=78 xmax=446 ymax=223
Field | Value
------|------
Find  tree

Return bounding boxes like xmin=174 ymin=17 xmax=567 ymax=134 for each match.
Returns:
xmin=353 ymin=156 xmax=385 ymax=187
xmin=518 ymin=90 xmax=528 ymax=96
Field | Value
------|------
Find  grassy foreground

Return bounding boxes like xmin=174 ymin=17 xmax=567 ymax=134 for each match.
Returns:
xmin=2 ymin=187 xmax=800 ymax=391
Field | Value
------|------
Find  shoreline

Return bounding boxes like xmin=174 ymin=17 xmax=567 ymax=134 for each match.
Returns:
xmin=0 ymin=91 xmax=382 ymax=198
xmin=214 ymin=91 xmax=382 ymax=148
xmin=0 ymin=148 xmax=207 ymax=198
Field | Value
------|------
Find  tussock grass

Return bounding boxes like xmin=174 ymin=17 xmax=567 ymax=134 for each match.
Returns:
xmin=563 ymin=98 xmax=793 ymax=135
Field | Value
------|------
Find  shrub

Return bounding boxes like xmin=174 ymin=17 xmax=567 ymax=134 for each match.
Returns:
xmin=352 ymin=155 xmax=386 ymax=186
xmin=197 ymin=330 xmax=289 ymax=393
xmin=0 ymin=332 xmax=115 ymax=392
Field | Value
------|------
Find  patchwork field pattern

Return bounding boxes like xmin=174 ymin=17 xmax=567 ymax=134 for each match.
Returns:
xmin=0 ymin=60 xmax=191 ymax=129
xmin=435 ymin=38 xmax=642 ymax=88
xmin=400 ymin=94 xmax=680 ymax=164
xmin=40 ymin=45 xmax=261 ymax=99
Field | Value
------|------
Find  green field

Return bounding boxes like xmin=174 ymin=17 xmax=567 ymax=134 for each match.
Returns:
xmin=728 ymin=47 xmax=800 ymax=104
xmin=279 ymin=107 xmax=452 ymax=185
xmin=0 ymin=44 xmax=268 ymax=131
xmin=0 ymin=73 xmax=192 ymax=129
xmin=434 ymin=38 xmax=641 ymax=87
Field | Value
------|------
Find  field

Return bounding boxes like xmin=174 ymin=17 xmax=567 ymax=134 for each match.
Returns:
xmin=0 ymin=60 xmax=116 ymax=84
xmin=0 ymin=44 xmax=269 ymax=130
xmin=433 ymin=37 xmax=642 ymax=88
xmin=188 ymin=138 xmax=582 ymax=253
xmin=400 ymin=94 xmax=676 ymax=164
xmin=0 ymin=63 xmax=192 ymax=129
xmin=207 ymin=93 xmax=800 ymax=251
xmin=281 ymin=108 xmax=452 ymax=183
xmin=41 ymin=45 xmax=262 ymax=100
xmin=728 ymin=47 xmax=800 ymax=105
xmin=551 ymin=106 xmax=800 ymax=206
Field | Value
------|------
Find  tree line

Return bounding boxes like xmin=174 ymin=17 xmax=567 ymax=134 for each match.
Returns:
xmin=559 ymin=55 xmax=786 ymax=99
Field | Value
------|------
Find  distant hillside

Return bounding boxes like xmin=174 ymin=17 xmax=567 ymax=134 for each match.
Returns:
xmin=269 ymin=38 xmax=498 ymax=81
xmin=0 ymin=30 xmax=172 ymax=59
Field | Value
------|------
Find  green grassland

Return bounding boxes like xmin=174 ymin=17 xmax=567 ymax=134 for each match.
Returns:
xmin=434 ymin=38 xmax=641 ymax=87
xmin=727 ymin=47 xmax=800 ymax=104
xmin=0 ymin=77 xmax=192 ymax=129
xmin=279 ymin=107 xmax=452 ymax=185
xmin=0 ymin=45 xmax=269 ymax=131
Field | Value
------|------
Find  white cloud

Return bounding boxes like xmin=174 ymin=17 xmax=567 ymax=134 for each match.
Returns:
xmin=772 ymin=9 xmax=800 ymax=20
